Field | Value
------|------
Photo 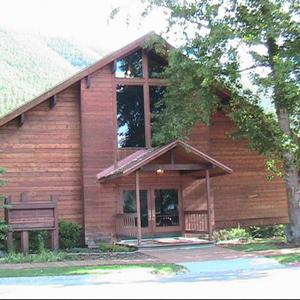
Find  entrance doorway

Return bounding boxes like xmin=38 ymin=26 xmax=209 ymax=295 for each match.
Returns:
xmin=122 ymin=186 xmax=182 ymax=237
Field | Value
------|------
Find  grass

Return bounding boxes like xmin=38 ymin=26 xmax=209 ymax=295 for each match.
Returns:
xmin=221 ymin=238 xmax=285 ymax=252
xmin=0 ymin=263 xmax=187 ymax=278
xmin=269 ymin=253 xmax=300 ymax=264
xmin=0 ymin=251 xmax=76 ymax=264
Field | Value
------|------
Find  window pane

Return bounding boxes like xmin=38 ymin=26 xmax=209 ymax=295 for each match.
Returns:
xmin=116 ymin=50 xmax=143 ymax=78
xmin=150 ymin=86 xmax=167 ymax=116
xmin=123 ymin=190 xmax=148 ymax=228
xmin=117 ymin=85 xmax=145 ymax=148
xmin=148 ymin=51 xmax=168 ymax=78
xmin=155 ymin=189 xmax=179 ymax=227
xmin=150 ymin=86 xmax=167 ymax=146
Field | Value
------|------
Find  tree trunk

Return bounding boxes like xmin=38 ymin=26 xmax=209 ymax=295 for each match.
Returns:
xmin=267 ymin=37 xmax=300 ymax=243
xmin=276 ymin=108 xmax=300 ymax=243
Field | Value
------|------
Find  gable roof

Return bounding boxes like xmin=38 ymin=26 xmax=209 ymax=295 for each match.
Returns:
xmin=97 ymin=140 xmax=233 ymax=182
xmin=0 ymin=31 xmax=172 ymax=128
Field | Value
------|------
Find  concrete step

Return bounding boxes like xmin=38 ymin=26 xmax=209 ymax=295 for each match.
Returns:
xmin=118 ymin=237 xmax=215 ymax=250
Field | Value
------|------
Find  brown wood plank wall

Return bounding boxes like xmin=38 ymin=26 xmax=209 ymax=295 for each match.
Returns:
xmin=207 ymin=112 xmax=289 ymax=228
xmin=0 ymin=84 xmax=83 ymax=224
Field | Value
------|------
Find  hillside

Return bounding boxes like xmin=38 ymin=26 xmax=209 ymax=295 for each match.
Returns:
xmin=0 ymin=28 xmax=105 ymax=118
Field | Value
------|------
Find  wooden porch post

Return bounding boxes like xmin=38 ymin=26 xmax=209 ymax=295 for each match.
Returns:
xmin=206 ymin=169 xmax=215 ymax=241
xmin=135 ymin=171 xmax=142 ymax=245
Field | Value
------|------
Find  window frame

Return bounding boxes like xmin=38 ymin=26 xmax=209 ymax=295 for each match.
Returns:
xmin=114 ymin=49 xmax=168 ymax=149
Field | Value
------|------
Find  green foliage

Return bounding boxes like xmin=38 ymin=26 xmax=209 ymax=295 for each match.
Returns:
xmin=29 ymin=231 xmax=48 ymax=254
xmin=142 ymin=0 xmax=300 ymax=173
xmin=0 ymin=220 xmax=9 ymax=249
xmin=59 ymin=220 xmax=82 ymax=249
xmin=215 ymin=224 xmax=286 ymax=242
xmin=214 ymin=227 xmax=251 ymax=242
xmin=247 ymin=225 xmax=286 ymax=239
xmin=0 ymin=251 xmax=70 ymax=264
xmin=97 ymin=243 xmax=134 ymax=253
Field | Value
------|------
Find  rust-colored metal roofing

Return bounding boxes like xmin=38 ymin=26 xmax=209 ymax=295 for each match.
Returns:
xmin=0 ymin=31 xmax=172 ymax=128
xmin=97 ymin=140 xmax=233 ymax=182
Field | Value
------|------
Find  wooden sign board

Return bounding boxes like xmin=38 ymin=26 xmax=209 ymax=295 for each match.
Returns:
xmin=4 ymin=193 xmax=59 ymax=253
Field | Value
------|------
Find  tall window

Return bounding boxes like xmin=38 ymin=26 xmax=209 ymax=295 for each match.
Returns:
xmin=117 ymin=85 xmax=145 ymax=148
xmin=116 ymin=49 xmax=168 ymax=149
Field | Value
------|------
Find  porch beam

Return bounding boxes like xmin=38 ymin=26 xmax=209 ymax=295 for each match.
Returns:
xmin=206 ymin=169 xmax=215 ymax=240
xmin=135 ymin=171 xmax=142 ymax=245
xmin=141 ymin=164 xmax=206 ymax=172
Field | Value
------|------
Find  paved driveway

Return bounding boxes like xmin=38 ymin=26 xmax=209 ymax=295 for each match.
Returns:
xmin=0 ymin=246 xmax=298 ymax=299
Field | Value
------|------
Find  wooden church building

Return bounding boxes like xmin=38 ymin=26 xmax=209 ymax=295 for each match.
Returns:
xmin=0 ymin=32 xmax=289 ymax=246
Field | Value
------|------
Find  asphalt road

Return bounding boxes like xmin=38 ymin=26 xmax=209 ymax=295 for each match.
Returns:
xmin=0 ymin=256 xmax=299 ymax=299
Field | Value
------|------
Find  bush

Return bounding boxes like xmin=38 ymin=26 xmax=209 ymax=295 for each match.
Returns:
xmin=0 ymin=251 xmax=70 ymax=264
xmin=0 ymin=220 xmax=9 ymax=249
xmin=29 ymin=231 xmax=48 ymax=253
xmin=97 ymin=243 xmax=134 ymax=253
xmin=214 ymin=227 xmax=251 ymax=242
xmin=59 ymin=220 xmax=82 ymax=249
xmin=246 ymin=225 xmax=286 ymax=239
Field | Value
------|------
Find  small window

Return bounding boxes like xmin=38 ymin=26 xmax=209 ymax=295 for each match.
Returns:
xmin=148 ymin=51 xmax=168 ymax=79
xmin=123 ymin=190 xmax=148 ymax=227
xmin=117 ymin=85 xmax=145 ymax=148
xmin=115 ymin=50 xmax=143 ymax=78
xmin=150 ymin=86 xmax=167 ymax=117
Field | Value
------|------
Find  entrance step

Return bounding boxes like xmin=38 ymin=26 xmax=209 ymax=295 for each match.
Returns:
xmin=117 ymin=237 xmax=214 ymax=250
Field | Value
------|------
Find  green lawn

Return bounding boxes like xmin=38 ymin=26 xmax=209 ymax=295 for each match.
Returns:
xmin=221 ymin=238 xmax=285 ymax=252
xmin=269 ymin=253 xmax=300 ymax=264
xmin=0 ymin=263 xmax=187 ymax=278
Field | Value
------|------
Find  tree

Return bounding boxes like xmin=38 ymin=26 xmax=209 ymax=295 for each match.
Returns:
xmin=139 ymin=0 xmax=300 ymax=242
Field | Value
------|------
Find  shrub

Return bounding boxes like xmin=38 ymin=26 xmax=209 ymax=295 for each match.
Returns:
xmin=246 ymin=225 xmax=286 ymax=239
xmin=98 ymin=242 xmax=134 ymax=253
xmin=29 ymin=231 xmax=48 ymax=253
xmin=59 ymin=220 xmax=82 ymax=249
xmin=214 ymin=227 xmax=251 ymax=242
xmin=0 ymin=220 xmax=9 ymax=249
xmin=0 ymin=251 xmax=71 ymax=264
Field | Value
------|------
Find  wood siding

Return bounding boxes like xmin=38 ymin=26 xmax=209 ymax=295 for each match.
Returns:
xmin=0 ymin=84 xmax=83 ymax=224
xmin=80 ymin=66 xmax=117 ymax=244
xmin=208 ymin=112 xmax=289 ymax=228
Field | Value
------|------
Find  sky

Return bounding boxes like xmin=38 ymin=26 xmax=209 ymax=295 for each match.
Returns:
xmin=0 ymin=0 xmax=169 ymax=51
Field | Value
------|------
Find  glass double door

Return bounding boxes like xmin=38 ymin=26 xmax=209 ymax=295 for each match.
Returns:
xmin=123 ymin=186 xmax=181 ymax=236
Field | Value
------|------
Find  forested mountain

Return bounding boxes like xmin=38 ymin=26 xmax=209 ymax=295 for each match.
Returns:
xmin=0 ymin=27 xmax=105 ymax=117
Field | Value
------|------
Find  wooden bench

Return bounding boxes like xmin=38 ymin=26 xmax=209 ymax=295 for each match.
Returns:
xmin=4 ymin=192 xmax=59 ymax=254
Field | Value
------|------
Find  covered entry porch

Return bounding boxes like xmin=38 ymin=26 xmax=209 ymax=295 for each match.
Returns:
xmin=97 ymin=140 xmax=232 ymax=245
